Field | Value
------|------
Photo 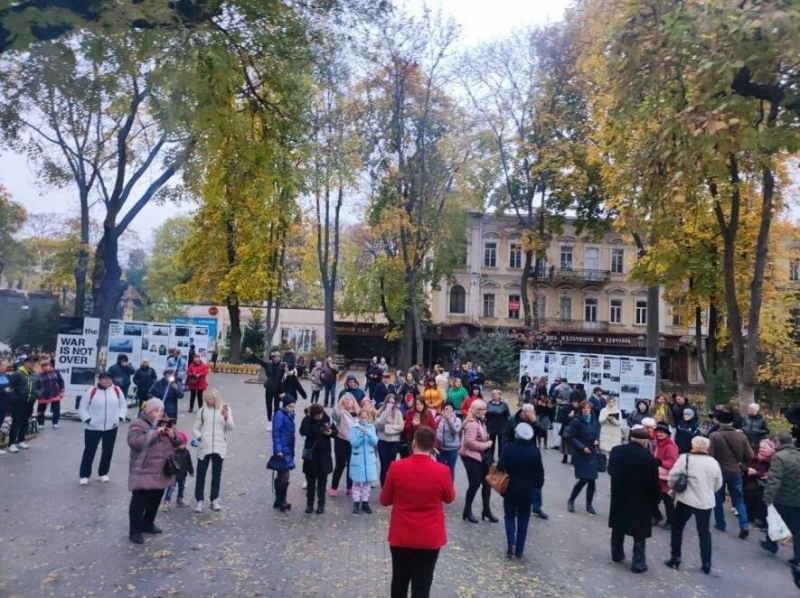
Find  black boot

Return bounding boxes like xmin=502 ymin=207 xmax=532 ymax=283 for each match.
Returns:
xmin=462 ymin=508 xmax=478 ymax=523
xmin=361 ymin=502 xmax=373 ymax=514
xmin=315 ymin=503 xmax=325 ymax=515
xmin=561 ymin=455 xmax=568 ymax=464
xmin=482 ymin=510 xmax=499 ymax=523
xmin=352 ymin=501 xmax=361 ymax=514
xmin=305 ymin=503 xmax=314 ymax=514
xmin=277 ymin=481 xmax=291 ymax=512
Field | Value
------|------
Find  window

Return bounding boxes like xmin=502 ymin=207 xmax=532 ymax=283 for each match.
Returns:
xmin=635 ymin=300 xmax=648 ymax=325
xmin=585 ymin=247 xmax=599 ymax=272
xmin=483 ymin=294 xmax=496 ymax=318
xmin=792 ymin=309 xmax=800 ymax=331
xmin=508 ymin=294 xmax=520 ymax=319
xmin=558 ymin=296 xmax=572 ymax=321
xmin=611 ymin=248 xmax=624 ymax=274
xmin=537 ymin=295 xmax=547 ymax=320
xmin=671 ymin=298 xmax=686 ymax=326
xmin=791 ymin=260 xmax=800 ymax=282
xmin=584 ymin=297 xmax=598 ymax=322
xmin=449 ymin=285 xmax=466 ymax=314
xmin=560 ymin=246 xmax=573 ymax=270
xmin=609 ymin=298 xmax=623 ymax=324
xmin=509 ymin=243 xmax=522 ymax=269
xmin=484 ymin=242 xmax=497 ymax=268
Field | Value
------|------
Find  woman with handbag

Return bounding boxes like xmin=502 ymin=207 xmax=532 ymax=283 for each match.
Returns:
xmin=665 ymin=436 xmax=723 ymax=574
xmin=299 ymin=403 xmax=337 ymax=514
xmin=566 ymin=400 xmax=601 ymax=515
xmin=496 ymin=423 xmax=544 ymax=559
xmin=459 ymin=400 xmax=498 ymax=524
xmin=192 ymin=387 xmax=234 ymax=513
xmin=127 ymin=398 xmax=182 ymax=544
xmin=599 ymin=397 xmax=624 ymax=458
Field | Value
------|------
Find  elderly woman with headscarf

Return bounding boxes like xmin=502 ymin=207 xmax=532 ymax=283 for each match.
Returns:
xmin=127 ymin=398 xmax=181 ymax=544
xmin=742 ymin=403 xmax=770 ymax=448
xmin=744 ymin=438 xmax=775 ymax=530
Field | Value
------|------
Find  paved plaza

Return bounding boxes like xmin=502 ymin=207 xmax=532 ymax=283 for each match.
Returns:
xmin=0 ymin=374 xmax=795 ymax=597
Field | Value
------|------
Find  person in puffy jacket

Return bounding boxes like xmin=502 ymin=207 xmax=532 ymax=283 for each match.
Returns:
xmin=108 ymin=354 xmax=135 ymax=399
xmin=338 ymin=374 xmax=366 ymax=404
xmin=349 ymin=409 xmax=379 ymax=514
xmin=147 ymin=369 xmax=185 ymax=422
xmin=192 ymin=387 xmax=234 ymax=513
xmin=185 ymin=355 xmax=209 ymax=413
xmin=78 ymin=371 xmax=127 ymax=484
xmin=271 ymin=395 xmax=297 ymax=512
xmin=435 ymin=402 xmax=462 ymax=481
xmin=376 ymin=394 xmax=405 ymax=485
xmin=422 ymin=376 xmax=444 ymax=413
xmin=133 ymin=359 xmax=157 ymax=409
xmin=300 ymin=404 xmax=337 ymax=514
xmin=674 ymin=408 xmax=702 ymax=454
xmin=459 ymin=399 xmax=496 ymax=523
xmin=654 ymin=423 xmax=679 ymax=529
xmin=36 ymin=359 xmax=64 ymax=428
xmin=7 ymin=356 xmax=42 ymax=452
xmin=742 ymin=403 xmax=770 ymax=448
xmin=127 ymin=398 xmax=182 ymax=544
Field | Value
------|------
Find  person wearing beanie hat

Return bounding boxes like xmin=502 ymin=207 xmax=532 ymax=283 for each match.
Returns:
xmin=708 ymin=406 xmax=753 ymax=539
xmin=675 ymin=408 xmax=702 ymax=455
xmin=127 ymin=394 xmax=181 ymax=544
xmin=653 ymin=422 xmax=679 ymax=530
xmin=608 ymin=420 xmax=661 ymax=573
xmin=162 ymin=429 xmax=194 ymax=511
xmin=495 ymin=417 xmax=544 ymax=558
xmin=271 ymin=391 xmax=297 ymax=512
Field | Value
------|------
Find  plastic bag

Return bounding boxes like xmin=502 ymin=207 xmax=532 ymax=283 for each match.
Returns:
xmin=767 ymin=505 xmax=793 ymax=542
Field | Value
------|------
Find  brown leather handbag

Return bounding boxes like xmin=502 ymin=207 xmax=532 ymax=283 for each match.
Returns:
xmin=485 ymin=464 xmax=510 ymax=495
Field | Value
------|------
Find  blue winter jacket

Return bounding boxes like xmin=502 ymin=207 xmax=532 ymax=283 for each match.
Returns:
xmin=349 ymin=422 xmax=378 ymax=483
xmin=272 ymin=408 xmax=296 ymax=470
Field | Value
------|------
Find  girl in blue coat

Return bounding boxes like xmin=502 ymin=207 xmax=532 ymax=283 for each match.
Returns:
xmin=271 ymin=395 xmax=297 ymax=512
xmin=349 ymin=408 xmax=378 ymax=514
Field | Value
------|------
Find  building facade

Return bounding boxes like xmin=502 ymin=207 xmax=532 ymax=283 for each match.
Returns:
xmin=430 ymin=211 xmax=706 ymax=385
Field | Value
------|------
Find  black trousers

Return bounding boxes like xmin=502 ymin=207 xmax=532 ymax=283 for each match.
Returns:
xmin=129 ymin=488 xmax=164 ymax=534
xmin=569 ymin=478 xmax=596 ymax=506
xmin=658 ymin=491 xmax=676 ymax=525
xmin=331 ymin=437 xmax=353 ymax=490
xmin=670 ymin=502 xmax=712 ymax=567
xmin=378 ymin=440 xmax=400 ymax=486
xmin=79 ymin=428 xmax=118 ymax=479
xmin=305 ymin=473 xmax=327 ymax=507
xmin=265 ymin=389 xmax=281 ymax=422
xmin=9 ymin=400 xmax=34 ymax=445
xmin=37 ymin=401 xmax=61 ymax=426
xmin=189 ymin=389 xmax=204 ymax=412
xmin=390 ymin=546 xmax=440 ymax=598
xmin=195 ymin=454 xmax=224 ymax=502
xmin=488 ymin=434 xmax=504 ymax=461
xmin=310 ymin=390 xmax=321 ymax=404
xmin=611 ymin=530 xmax=647 ymax=571
xmin=461 ymin=456 xmax=491 ymax=514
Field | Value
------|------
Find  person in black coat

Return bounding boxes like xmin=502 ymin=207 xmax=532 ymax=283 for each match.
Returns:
xmin=497 ymin=423 xmax=545 ymax=559
xmin=566 ymin=401 xmax=601 ymax=515
xmin=133 ymin=359 xmax=158 ymax=410
xmin=282 ymin=368 xmax=307 ymax=402
xmin=244 ymin=348 xmax=284 ymax=426
xmin=608 ymin=427 xmax=661 ymax=573
xmin=299 ymin=404 xmax=338 ymax=514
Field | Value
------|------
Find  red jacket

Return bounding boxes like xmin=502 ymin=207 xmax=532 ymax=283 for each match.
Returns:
xmin=404 ymin=409 xmax=437 ymax=442
xmin=655 ymin=435 xmax=679 ymax=494
xmin=380 ymin=454 xmax=456 ymax=549
xmin=186 ymin=362 xmax=209 ymax=391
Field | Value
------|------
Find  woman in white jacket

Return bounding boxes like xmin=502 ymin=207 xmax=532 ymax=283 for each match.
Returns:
xmin=78 ymin=371 xmax=128 ymax=485
xmin=598 ymin=397 xmax=624 ymax=456
xmin=192 ymin=387 xmax=234 ymax=512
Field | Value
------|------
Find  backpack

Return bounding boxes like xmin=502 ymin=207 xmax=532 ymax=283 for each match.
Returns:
xmin=89 ymin=385 xmax=121 ymax=405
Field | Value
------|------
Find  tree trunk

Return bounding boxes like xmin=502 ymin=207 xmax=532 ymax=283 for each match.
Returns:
xmin=324 ymin=285 xmax=335 ymax=356
xmin=522 ymin=247 xmax=533 ymax=330
xmin=91 ymin=227 xmax=126 ymax=361
xmin=227 ymin=300 xmax=242 ymax=364
xmin=74 ymin=194 xmax=91 ymax=316
xmin=695 ymin=304 xmax=707 ymax=382
xmin=646 ymin=285 xmax=660 ymax=358
xmin=400 ymin=308 xmax=414 ymax=370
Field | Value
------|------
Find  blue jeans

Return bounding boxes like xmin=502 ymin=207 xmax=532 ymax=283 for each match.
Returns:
xmin=714 ymin=472 xmax=748 ymax=530
xmin=437 ymin=449 xmax=458 ymax=482
xmin=323 ymin=382 xmax=336 ymax=407
xmin=165 ymin=478 xmax=185 ymax=501
xmin=531 ymin=487 xmax=544 ymax=512
xmin=504 ymin=500 xmax=531 ymax=557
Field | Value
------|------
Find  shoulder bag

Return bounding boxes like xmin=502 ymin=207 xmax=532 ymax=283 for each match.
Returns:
xmin=485 ymin=463 xmax=509 ymax=495
xmin=672 ymin=453 xmax=690 ymax=493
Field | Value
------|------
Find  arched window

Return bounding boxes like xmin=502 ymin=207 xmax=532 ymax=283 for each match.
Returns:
xmin=449 ymin=285 xmax=466 ymax=314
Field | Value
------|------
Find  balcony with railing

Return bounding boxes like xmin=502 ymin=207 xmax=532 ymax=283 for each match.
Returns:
xmin=542 ymin=318 xmax=610 ymax=332
xmin=530 ymin=266 xmax=611 ymax=286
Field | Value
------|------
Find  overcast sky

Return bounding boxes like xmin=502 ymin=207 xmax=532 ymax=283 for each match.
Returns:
xmin=0 ymin=0 xmax=572 ymax=245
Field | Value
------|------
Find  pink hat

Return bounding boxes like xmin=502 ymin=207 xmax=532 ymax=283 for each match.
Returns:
xmin=176 ymin=430 xmax=188 ymax=445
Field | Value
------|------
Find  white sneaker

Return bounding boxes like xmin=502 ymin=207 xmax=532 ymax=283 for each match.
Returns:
xmin=79 ymin=478 xmax=89 ymax=485
xmin=100 ymin=475 xmax=110 ymax=483
xmin=266 ymin=423 xmax=272 ymax=432
xmin=195 ymin=501 xmax=204 ymax=513
xmin=210 ymin=500 xmax=221 ymax=511
xmin=0 ymin=449 xmax=6 ymax=454
xmin=302 ymin=480 xmax=308 ymax=489
xmin=53 ymin=424 xmax=59 ymax=429
xmin=18 ymin=442 xmax=30 ymax=449
xmin=7 ymin=444 xmax=19 ymax=453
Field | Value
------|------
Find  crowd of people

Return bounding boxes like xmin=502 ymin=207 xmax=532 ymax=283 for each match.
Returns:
xmin=4 ymin=346 xmax=800 ymax=595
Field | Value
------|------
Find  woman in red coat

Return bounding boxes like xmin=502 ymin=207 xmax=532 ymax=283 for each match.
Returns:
xmin=185 ymin=355 xmax=209 ymax=413
xmin=654 ymin=423 xmax=679 ymax=529
xmin=380 ymin=426 xmax=455 ymax=598
xmin=404 ymin=396 xmax=436 ymax=444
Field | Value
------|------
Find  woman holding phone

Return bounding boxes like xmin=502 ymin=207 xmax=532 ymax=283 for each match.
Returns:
xmin=599 ymin=397 xmax=624 ymax=457
xmin=192 ymin=387 xmax=235 ymax=513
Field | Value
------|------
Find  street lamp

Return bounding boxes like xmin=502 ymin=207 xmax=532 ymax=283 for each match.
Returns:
xmin=636 ymin=335 xmax=645 ymax=348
